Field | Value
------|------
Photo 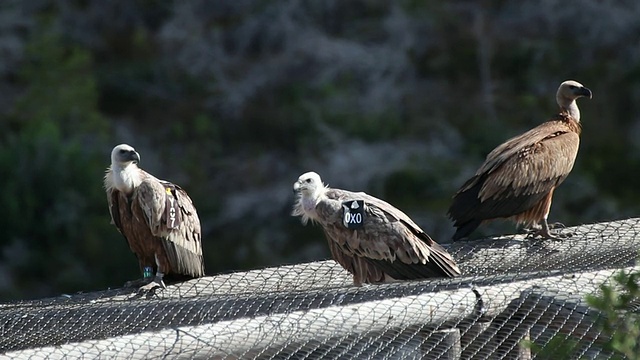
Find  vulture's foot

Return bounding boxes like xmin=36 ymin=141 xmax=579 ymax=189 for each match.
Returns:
xmin=138 ymin=278 xmax=166 ymax=294
xmin=124 ymin=277 xmax=152 ymax=289
xmin=524 ymin=220 xmax=572 ymax=240
xmin=530 ymin=228 xmax=571 ymax=241
xmin=546 ymin=222 xmax=573 ymax=239
xmin=548 ymin=222 xmax=567 ymax=229
xmin=520 ymin=223 xmax=542 ymax=234
xmin=555 ymin=230 xmax=573 ymax=238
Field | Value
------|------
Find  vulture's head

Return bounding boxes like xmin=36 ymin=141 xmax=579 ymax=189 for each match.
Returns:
xmin=111 ymin=144 xmax=141 ymax=167
xmin=293 ymin=171 xmax=325 ymax=197
xmin=557 ymin=80 xmax=592 ymax=103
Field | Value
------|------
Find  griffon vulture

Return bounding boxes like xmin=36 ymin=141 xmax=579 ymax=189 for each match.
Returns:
xmin=448 ymin=80 xmax=592 ymax=241
xmin=104 ymin=144 xmax=205 ymax=292
xmin=292 ymin=172 xmax=461 ymax=285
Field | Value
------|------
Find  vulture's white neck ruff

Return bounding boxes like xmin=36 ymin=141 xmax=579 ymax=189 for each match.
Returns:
xmin=297 ymin=183 xmax=328 ymax=225
xmin=562 ymin=100 xmax=581 ymax=122
xmin=110 ymin=162 xmax=142 ymax=195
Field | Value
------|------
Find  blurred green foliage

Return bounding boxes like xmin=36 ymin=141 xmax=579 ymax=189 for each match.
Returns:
xmin=0 ymin=23 xmax=131 ymax=300
xmin=14 ymin=31 xmax=105 ymax=134
xmin=525 ymin=266 xmax=640 ymax=359
xmin=587 ymin=268 xmax=640 ymax=359
xmin=524 ymin=335 xmax=582 ymax=360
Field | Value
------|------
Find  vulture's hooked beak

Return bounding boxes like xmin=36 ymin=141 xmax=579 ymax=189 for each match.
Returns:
xmin=130 ymin=151 xmax=141 ymax=164
xmin=579 ymin=87 xmax=592 ymax=99
xmin=293 ymin=181 xmax=301 ymax=194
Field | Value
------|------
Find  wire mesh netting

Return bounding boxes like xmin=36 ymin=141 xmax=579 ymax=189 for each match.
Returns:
xmin=1 ymin=218 xmax=639 ymax=359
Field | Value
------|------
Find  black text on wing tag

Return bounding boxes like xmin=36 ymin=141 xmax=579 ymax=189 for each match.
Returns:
xmin=342 ymin=200 xmax=365 ymax=229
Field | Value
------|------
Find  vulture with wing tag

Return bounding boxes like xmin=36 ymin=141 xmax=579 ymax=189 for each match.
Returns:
xmin=448 ymin=80 xmax=592 ymax=241
xmin=293 ymin=172 xmax=461 ymax=285
xmin=104 ymin=144 xmax=205 ymax=292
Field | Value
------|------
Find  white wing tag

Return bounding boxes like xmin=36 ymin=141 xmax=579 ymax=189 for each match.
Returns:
xmin=164 ymin=187 xmax=182 ymax=229
xmin=342 ymin=200 xmax=365 ymax=229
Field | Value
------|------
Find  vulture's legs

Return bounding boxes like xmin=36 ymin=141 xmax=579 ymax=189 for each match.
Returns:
xmin=522 ymin=217 xmax=571 ymax=240
xmin=138 ymin=271 xmax=166 ymax=293
xmin=533 ymin=219 xmax=570 ymax=240
xmin=520 ymin=223 xmax=541 ymax=234
xmin=124 ymin=264 xmax=158 ymax=289
xmin=137 ymin=254 xmax=167 ymax=294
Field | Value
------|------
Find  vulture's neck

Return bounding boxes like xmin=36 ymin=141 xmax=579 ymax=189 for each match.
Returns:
xmin=558 ymin=98 xmax=581 ymax=122
xmin=111 ymin=163 xmax=142 ymax=195
xmin=300 ymin=189 xmax=327 ymax=221
xmin=302 ymin=192 xmax=322 ymax=213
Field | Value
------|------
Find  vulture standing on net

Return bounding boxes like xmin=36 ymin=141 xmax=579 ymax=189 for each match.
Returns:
xmin=448 ymin=80 xmax=592 ymax=241
xmin=292 ymin=172 xmax=461 ymax=285
xmin=104 ymin=144 xmax=205 ymax=292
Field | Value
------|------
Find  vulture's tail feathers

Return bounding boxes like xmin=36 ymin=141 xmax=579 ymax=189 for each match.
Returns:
xmin=452 ymin=220 xmax=482 ymax=241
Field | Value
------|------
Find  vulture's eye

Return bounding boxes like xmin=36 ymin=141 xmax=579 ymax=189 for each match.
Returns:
xmin=305 ymin=178 xmax=312 ymax=183
xmin=568 ymin=85 xmax=577 ymax=90
xmin=119 ymin=149 xmax=127 ymax=154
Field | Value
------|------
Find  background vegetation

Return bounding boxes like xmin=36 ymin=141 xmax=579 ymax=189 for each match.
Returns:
xmin=527 ymin=266 xmax=640 ymax=359
xmin=1 ymin=0 xmax=639 ymax=301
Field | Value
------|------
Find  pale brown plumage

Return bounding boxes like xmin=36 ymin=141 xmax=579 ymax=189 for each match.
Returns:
xmin=104 ymin=144 xmax=204 ymax=291
xmin=448 ymin=80 xmax=592 ymax=241
xmin=292 ymin=172 xmax=461 ymax=285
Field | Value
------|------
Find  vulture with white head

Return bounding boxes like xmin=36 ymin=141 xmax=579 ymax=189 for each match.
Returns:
xmin=292 ymin=172 xmax=461 ymax=285
xmin=448 ymin=80 xmax=592 ymax=241
xmin=104 ymin=144 xmax=205 ymax=292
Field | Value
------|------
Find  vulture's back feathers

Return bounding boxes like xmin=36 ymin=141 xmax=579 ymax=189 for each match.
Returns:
xmin=293 ymin=178 xmax=461 ymax=284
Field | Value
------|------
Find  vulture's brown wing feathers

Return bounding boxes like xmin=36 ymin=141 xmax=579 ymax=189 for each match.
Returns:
xmin=107 ymin=189 xmax=125 ymax=234
xmin=325 ymin=232 xmax=386 ymax=284
xmin=322 ymin=189 xmax=461 ymax=279
xmin=449 ymin=115 xmax=580 ymax=240
xmin=136 ymin=176 xmax=204 ymax=278
xmin=107 ymin=188 xmax=143 ymax=254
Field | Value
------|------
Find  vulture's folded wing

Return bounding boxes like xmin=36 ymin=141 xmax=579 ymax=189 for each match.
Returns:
xmin=450 ymin=119 xmax=580 ymax=225
xmin=321 ymin=189 xmax=461 ymax=279
xmin=136 ymin=176 xmax=205 ymax=277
